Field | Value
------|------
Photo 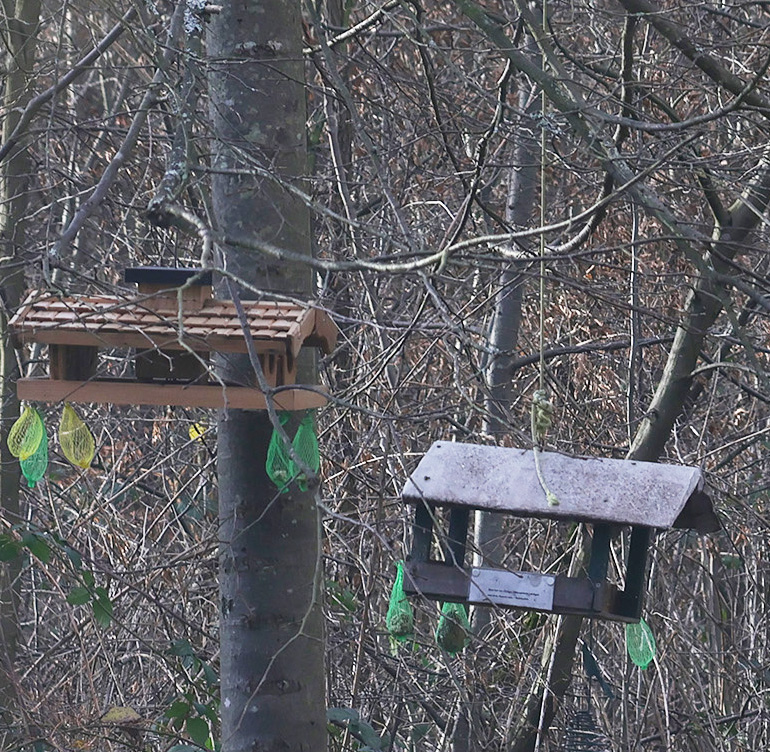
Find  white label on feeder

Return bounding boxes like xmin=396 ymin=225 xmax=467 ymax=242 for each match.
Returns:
xmin=468 ymin=568 xmax=555 ymax=611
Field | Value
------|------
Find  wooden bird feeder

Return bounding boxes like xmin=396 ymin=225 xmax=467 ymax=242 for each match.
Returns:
xmin=9 ymin=267 xmax=338 ymax=411
xmin=401 ymin=441 xmax=719 ymax=622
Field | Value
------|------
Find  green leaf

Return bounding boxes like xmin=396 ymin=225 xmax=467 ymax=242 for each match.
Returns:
xmin=67 ymin=586 xmax=91 ymax=606
xmin=175 ymin=497 xmax=203 ymax=521
xmin=326 ymin=579 xmax=357 ymax=613
xmin=327 ymin=707 xmax=359 ymax=723
xmin=82 ymin=571 xmax=95 ymax=588
xmin=21 ymin=532 xmax=51 ymax=563
xmin=326 ymin=708 xmax=388 ymax=751
xmin=0 ymin=535 xmax=21 ymax=562
xmin=165 ymin=700 xmax=191 ymax=720
xmin=411 ymin=722 xmax=432 ymax=744
xmin=202 ymin=703 xmax=218 ymax=724
xmin=92 ymin=590 xmax=113 ymax=627
xmin=721 ymin=554 xmax=742 ymax=569
xmin=186 ymin=717 xmax=210 ymax=747
xmin=349 ymin=717 xmax=389 ymax=751
xmin=169 ymin=638 xmax=194 ymax=658
xmin=23 ymin=537 xmax=50 ymax=563
xmin=64 ymin=545 xmax=82 ymax=570
xmin=202 ymin=662 xmax=218 ymax=687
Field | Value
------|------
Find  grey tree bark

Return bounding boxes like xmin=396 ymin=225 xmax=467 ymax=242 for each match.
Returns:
xmin=452 ymin=1 xmax=770 ymax=749
xmin=473 ymin=75 xmax=540 ymax=632
xmin=508 ymin=135 xmax=770 ymax=752
xmin=451 ymin=87 xmax=538 ymax=752
xmin=208 ymin=2 xmax=327 ymax=750
xmin=0 ymin=0 xmax=40 ymax=737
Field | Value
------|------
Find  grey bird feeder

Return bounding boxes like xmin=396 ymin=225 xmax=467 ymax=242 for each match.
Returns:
xmin=401 ymin=442 xmax=719 ymax=622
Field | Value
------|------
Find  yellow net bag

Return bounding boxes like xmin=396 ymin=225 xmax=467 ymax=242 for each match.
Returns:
xmin=7 ymin=405 xmax=44 ymax=460
xmin=59 ymin=404 xmax=95 ymax=469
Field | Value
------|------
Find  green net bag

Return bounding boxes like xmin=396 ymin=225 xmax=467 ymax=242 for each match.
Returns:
xmin=266 ymin=413 xmax=293 ymax=492
xmin=625 ymin=617 xmax=656 ymax=669
xmin=386 ymin=561 xmax=414 ymax=641
xmin=7 ymin=405 xmax=44 ymax=460
xmin=21 ymin=427 xmax=48 ymax=488
xmin=59 ymin=403 xmax=95 ymax=469
xmin=292 ymin=411 xmax=320 ymax=491
xmin=435 ymin=602 xmax=470 ymax=655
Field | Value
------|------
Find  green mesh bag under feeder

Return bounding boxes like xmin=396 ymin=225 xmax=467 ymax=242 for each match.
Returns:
xmin=291 ymin=411 xmax=320 ymax=491
xmin=435 ymin=602 xmax=470 ymax=655
xmin=266 ymin=413 xmax=294 ymax=492
xmin=625 ymin=617 xmax=656 ymax=669
xmin=386 ymin=561 xmax=414 ymax=641
xmin=20 ymin=427 xmax=48 ymax=488
xmin=7 ymin=405 xmax=44 ymax=460
xmin=59 ymin=403 xmax=95 ymax=469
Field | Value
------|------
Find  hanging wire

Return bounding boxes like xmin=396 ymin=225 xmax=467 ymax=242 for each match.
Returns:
xmin=538 ymin=7 xmax=548 ymax=395
xmin=530 ymin=0 xmax=559 ymax=506
xmin=627 ymin=201 xmax=640 ymax=446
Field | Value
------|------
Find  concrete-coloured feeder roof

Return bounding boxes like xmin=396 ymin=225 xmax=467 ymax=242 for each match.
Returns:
xmin=401 ymin=441 xmax=719 ymax=533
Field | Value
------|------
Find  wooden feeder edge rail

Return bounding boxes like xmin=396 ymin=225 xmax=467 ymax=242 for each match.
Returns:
xmin=400 ymin=441 xmax=720 ymax=623
xmin=9 ymin=267 xmax=338 ymax=411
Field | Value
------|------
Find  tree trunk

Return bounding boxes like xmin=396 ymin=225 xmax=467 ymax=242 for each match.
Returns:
xmin=208 ymin=2 xmax=327 ymax=750
xmin=507 ymin=163 xmax=770 ymax=752
xmin=0 ymin=0 xmax=41 ymax=737
xmin=458 ymin=51 xmax=540 ymax=752
xmin=473 ymin=80 xmax=540 ymax=631
xmin=452 ymin=4 xmax=770 ymax=748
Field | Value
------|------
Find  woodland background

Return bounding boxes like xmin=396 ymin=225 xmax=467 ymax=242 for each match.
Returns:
xmin=0 ymin=0 xmax=769 ymax=750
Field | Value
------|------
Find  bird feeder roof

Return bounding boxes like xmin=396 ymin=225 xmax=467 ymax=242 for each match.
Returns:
xmin=402 ymin=441 xmax=718 ymax=533
xmin=9 ymin=290 xmax=338 ymax=357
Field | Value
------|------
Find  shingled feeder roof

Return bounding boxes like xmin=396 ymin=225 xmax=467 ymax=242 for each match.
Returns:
xmin=9 ymin=291 xmax=337 ymax=356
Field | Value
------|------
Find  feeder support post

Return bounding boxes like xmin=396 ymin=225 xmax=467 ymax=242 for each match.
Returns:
xmin=446 ymin=508 xmax=470 ymax=568
xmin=587 ymin=524 xmax=612 ymax=584
xmin=411 ymin=501 xmax=434 ymax=564
xmin=615 ymin=526 xmax=652 ymax=620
